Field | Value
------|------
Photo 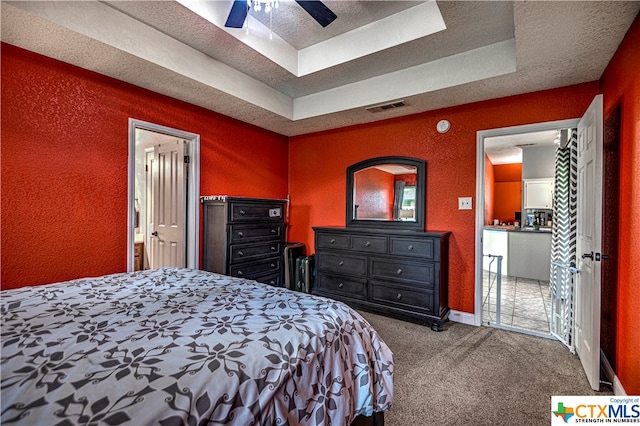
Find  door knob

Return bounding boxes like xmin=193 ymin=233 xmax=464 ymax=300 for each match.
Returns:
xmin=582 ymin=252 xmax=594 ymax=260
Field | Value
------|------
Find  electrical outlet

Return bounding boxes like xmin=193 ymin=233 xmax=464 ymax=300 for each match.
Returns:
xmin=458 ymin=197 xmax=472 ymax=210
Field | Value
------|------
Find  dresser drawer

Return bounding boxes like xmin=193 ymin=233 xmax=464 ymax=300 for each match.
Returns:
xmin=228 ymin=224 xmax=283 ymax=243
xmin=230 ymin=202 xmax=284 ymax=222
xmin=229 ymin=241 xmax=282 ymax=264
xmin=350 ymin=235 xmax=387 ymax=254
xmin=390 ymin=237 xmax=436 ymax=260
xmin=316 ymin=232 xmax=350 ymax=250
xmin=230 ymin=257 xmax=281 ymax=278
xmin=316 ymin=252 xmax=367 ymax=277
xmin=253 ymin=272 xmax=282 ymax=287
xmin=370 ymin=257 xmax=435 ymax=286
xmin=370 ymin=280 xmax=434 ymax=314
xmin=316 ymin=274 xmax=367 ymax=300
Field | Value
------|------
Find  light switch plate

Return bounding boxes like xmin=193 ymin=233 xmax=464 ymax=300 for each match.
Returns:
xmin=458 ymin=197 xmax=472 ymax=210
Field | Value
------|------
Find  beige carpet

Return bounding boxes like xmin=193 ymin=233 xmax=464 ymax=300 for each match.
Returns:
xmin=358 ymin=311 xmax=611 ymax=426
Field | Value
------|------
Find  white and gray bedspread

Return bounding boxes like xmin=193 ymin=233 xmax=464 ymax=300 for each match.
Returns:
xmin=1 ymin=268 xmax=394 ymax=425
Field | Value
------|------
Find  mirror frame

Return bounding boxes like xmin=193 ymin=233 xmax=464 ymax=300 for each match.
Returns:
xmin=346 ymin=156 xmax=426 ymax=231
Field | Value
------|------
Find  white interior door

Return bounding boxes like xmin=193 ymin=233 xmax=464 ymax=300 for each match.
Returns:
xmin=149 ymin=139 xmax=187 ymax=269
xmin=575 ymin=95 xmax=603 ymax=391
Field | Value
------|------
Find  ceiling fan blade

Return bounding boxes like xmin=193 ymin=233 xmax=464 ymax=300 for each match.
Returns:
xmin=225 ymin=0 xmax=249 ymax=28
xmin=295 ymin=1 xmax=337 ymax=27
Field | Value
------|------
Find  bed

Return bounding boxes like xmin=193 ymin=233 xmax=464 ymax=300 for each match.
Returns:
xmin=1 ymin=268 xmax=393 ymax=425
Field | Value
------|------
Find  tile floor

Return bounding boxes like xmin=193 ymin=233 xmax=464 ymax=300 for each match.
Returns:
xmin=482 ymin=270 xmax=551 ymax=334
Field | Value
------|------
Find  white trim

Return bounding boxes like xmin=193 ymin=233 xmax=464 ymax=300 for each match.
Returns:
xmin=601 ymin=350 xmax=627 ymax=396
xmin=613 ymin=376 xmax=627 ymax=396
xmin=474 ymin=119 xmax=580 ymax=329
xmin=448 ymin=310 xmax=477 ymax=326
xmin=127 ymin=119 xmax=200 ymax=271
xmin=601 ymin=350 xmax=615 ymax=387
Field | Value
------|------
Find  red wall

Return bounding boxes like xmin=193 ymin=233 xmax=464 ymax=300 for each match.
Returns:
xmin=288 ymin=83 xmax=598 ymax=314
xmin=493 ymin=163 xmax=522 ymax=224
xmin=355 ymin=168 xmax=394 ymax=220
xmin=1 ymin=44 xmax=288 ymax=289
xmin=484 ymin=155 xmax=495 ymax=225
xmin=599 ymin=14 xmax=640 ymax=395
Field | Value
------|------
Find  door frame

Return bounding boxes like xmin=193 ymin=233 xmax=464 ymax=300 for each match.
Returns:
xmin=474 ymin=118 xmax=579 ymax=326
xmin=127 ymin=118 xmax=201 ymax=271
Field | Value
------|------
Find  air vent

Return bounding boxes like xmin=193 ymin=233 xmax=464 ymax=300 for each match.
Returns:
xmin=366 ymin=100 xmax=407 ymax=113
xmin=514 ymin=143 xmax=535 ymax=148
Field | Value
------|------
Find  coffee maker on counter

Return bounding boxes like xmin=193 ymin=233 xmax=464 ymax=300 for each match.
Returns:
xmin=526 ymin=210 xmax=552 ymax=227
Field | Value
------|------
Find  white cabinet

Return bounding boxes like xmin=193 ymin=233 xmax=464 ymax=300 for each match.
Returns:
xmin=523 ymin=178 xmax=554 ymax=209
xmin=482 ymin=229 xmax=509 ymax=275
xmin=508 ymin=231 xmax=552 ymax=281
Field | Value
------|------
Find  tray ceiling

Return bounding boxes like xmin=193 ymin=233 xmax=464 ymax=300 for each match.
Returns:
xmin=1 ymin=1 xmax=638 ymax=136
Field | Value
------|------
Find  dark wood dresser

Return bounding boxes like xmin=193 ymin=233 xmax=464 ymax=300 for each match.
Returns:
xmin=202 ymin=196 xmax=287 ymax=286
xmin=313 ymin=227 xmax=450 ymax=330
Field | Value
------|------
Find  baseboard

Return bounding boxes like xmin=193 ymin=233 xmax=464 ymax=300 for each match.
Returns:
xmin=600 ymin=349 xmax=627 ymax=396
xmin=449 ymin=310 xmax=477 ymax=326
xmin=613 ymin=376 xmax=627 ymax=396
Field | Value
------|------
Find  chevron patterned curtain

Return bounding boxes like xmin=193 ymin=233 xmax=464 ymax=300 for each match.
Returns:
xmin=550 ymin=129 xmax=578 ymax=349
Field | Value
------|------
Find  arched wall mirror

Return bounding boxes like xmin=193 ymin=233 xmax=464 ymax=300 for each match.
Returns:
xmin=346 ymin=156 xmax=426 ymax=230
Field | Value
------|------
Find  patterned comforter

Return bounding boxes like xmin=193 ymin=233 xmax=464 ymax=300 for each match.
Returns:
xmin=1 ymin=268 xmax=394 ymax=425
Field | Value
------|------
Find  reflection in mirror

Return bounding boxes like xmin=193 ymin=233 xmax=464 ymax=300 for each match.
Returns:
xmin=353 ymin=164 xmax=417 ymax=221
xmin=346 ymin=156 xmax=426 ymax=231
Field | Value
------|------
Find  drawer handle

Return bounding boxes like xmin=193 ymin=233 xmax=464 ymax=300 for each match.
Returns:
xmin=339 ymin=261 xmax=344 ymax=266
xmin=330 ymin=238 xmax=336 ymax=244
xmin=271 ymin=246 xmax=277 ymax=252
xmin=237 ymin=271 xmax=244 ymax=276
xmin=269 ymin=280 xmax=276 ymax=285
xmin=408 ymin=245 xmax=414 ymax=251
xmin=396 ymin=268 xmax=403 ymax=275
xmin=338 ymin=282 xmax=344 ymax=289
xmin=365 ymin=241 xmax=371 ymax=247
xmin=239 ymin=210 xmax=246 ymax=215
xmin=396 ymin=293 xmax=402 ymax=300
xmin=270 ymin=263 xmax=276 ymax=269
xmin=238 ymin=231 xmax=244 ymax=237
xmin=271 ymin=228 xmax=277 ymax=234
xmin=238 ymin=250 xmax=244 ymax=257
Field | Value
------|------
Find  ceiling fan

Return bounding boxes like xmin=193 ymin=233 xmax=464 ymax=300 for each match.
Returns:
xmin=225 ymin=0 xmax=337 ymax=29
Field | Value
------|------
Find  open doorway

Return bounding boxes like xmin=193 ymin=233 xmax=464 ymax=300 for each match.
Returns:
xmin=127 ymin=119 xmax=200 ymax=271
xmin=476 ymin=97 xmax=608 ymax=391
xmin=474 ymin=119 xmax=579 ymax=338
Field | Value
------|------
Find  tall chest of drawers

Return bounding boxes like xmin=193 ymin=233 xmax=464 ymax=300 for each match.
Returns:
xmin=313 ymin=227 xmax=450 ymax=330
xmin=202 ymin=197 xmax=287 ymax=286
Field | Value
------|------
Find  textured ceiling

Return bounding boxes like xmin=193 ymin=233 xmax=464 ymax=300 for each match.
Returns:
xmin=485 ymin=130 xmax=560 ymax=165
xmin=1 ymin=1 xmax=639 ymax=137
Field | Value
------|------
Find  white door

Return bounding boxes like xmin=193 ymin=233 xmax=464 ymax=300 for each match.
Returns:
xmin=575 ymin=95 xmax=603 ymax=390
xmin=149 ymin=139 xmax=187 ymax=269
